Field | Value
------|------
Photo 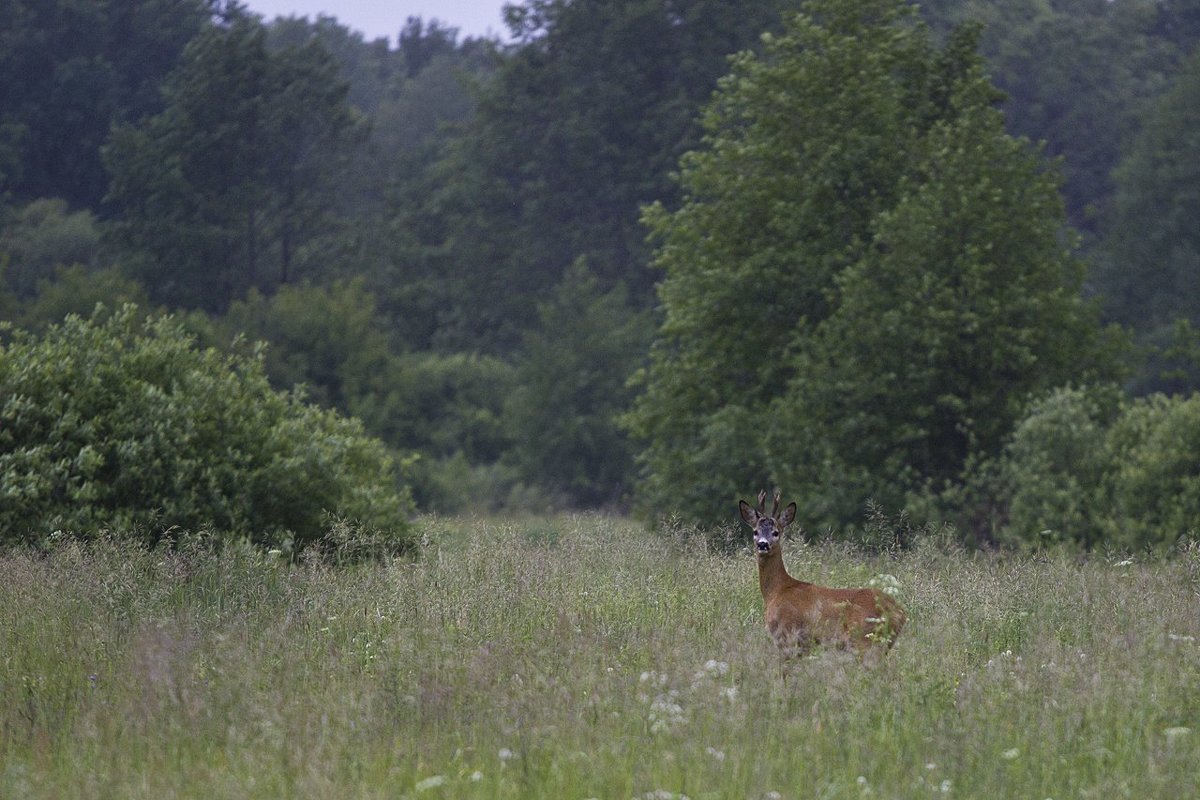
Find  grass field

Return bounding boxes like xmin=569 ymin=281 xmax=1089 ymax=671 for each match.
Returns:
xmin=2 ymin=515 xmax=1199 ymax=799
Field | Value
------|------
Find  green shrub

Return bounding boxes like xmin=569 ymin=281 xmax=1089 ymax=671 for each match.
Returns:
xmin=1101 ymin=392 xmax=1200 ymax=549
xmin=0 ymin=305 xmax=414 ymax=549
xmin=960 ymin=385 xmax=1200 ymax=550
xmin=997 ymin=385 xmax=1121 ymax=548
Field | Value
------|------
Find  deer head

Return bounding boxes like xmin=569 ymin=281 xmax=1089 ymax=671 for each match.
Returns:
xmin=738 ymin=489 xmax=797 ymax=557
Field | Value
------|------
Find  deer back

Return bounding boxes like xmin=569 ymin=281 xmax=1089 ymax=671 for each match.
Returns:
xmin=765 ymin=581 xmax=906 ymax=653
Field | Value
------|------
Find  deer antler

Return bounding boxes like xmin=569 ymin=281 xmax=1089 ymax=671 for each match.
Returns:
xmin=757 ymin=489 xmax=768 ymax=514
xmin=772 ymin=488 xmax=782 ymax=518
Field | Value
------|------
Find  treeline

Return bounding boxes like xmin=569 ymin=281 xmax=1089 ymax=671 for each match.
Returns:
xmin=2 ymin=0 xmax=1199 ymax=547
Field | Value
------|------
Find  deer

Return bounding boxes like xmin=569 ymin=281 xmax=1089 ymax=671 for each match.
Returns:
xmin=739 ymin=490 xmax=906 ymax=659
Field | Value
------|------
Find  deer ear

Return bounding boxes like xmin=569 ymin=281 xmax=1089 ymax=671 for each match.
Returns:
xmin=738 ymin=500 xmax=759 ymax=526
xmin=779 ymin=502 xmax=797 ymax=528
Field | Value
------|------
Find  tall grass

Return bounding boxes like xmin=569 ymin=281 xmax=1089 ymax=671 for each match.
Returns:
xmin=2 ymin=517 xmax=1199 ymax=798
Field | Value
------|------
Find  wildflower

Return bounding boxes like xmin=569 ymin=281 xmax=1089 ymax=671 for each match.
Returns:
xmin=469 ymin=771 xmax=484 ymax=782
xmin=1002 ymin=748 xmax=1020 ymax=760
xmin=940 ymin=779 xmax=952 ymax=793
xmin=648 ymin=691 xmax=686 ymax=733
xmin=640 ymin=670 xmax=668 ymax=686
xmin=498 ymin=748 xmax=516 ymax=762
xmin=414 ymin=775 xmax=447 ymax=792
xmin=706 ymin=746 xmax=726 ymax=762
xmin=868 ymin=574 xmax=901 ymax=597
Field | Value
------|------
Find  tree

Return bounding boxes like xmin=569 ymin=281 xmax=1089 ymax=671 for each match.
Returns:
xmin=626 ymin=0 xmax=1115 ymax=528
xmin=404 ymin=0 xmax=791 ymax=352
xmin=0 ymin=0 xmax=219 ymax=210
xmin=919 ymin=0 xmax=1181 ymax=238
xmin=504 ymin=261 xmax=653 ymax=507
xmin=196 ymin=281 xmax=518 ymax=513
xmin=1095 ymin=48 xmax=1200 ymax=389
xmin=205 ymin=280 xmax=396 ymax=414
xmin=0 ymin=199 xmax=101 ymax=298
xmin=771 ymin=78 xmax=1114 ymax=528
xmin=397 ymin=16 xmax=465 ymax=78
xmin=103 ymin=11 xmax=364 ymax=311
xmin=10 ymin=266 xmax=149 ymax=332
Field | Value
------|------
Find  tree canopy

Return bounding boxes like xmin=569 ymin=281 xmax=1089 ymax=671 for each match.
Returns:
xmin=1 ymin=0 xmax=1197 ymax=542
xmin=627 ymin=0 xmax=1117 ymax=527
xmin=103 ymin=10 xmax=364 ymax=310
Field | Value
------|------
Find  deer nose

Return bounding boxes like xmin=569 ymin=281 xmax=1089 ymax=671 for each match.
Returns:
xmin=756 ymin=539 xmax=771 ymax=553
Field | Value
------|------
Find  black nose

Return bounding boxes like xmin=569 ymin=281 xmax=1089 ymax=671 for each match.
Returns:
xmin=756 ymin=541 xmax=770 ymax=553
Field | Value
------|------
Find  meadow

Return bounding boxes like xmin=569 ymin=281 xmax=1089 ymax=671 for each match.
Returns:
xmin=2 ymin=515 xmax=1198 ymax=799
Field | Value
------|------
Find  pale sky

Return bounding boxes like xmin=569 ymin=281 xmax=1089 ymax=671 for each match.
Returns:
xmin=240 ymin=0 xmax=512 ymax=43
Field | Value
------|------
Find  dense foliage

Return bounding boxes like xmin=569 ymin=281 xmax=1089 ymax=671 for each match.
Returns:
xmin=627 ymin=0 xmax=1116 ymax=527
xmin=1095 ymin=48 xmax=1200 ymax=391
xmin=1 ymin=0 xmax=1199 ymax=543
xmin=963 ymin=385 xmax=1200 ymax=550
xmin=0 ymin=0 xmax=220 ymax=209
xmin=392 ymin=0 xmax=794 ymax=352
xmin=0 ymin=307 xmax=414 ymax=548
xmin=504 ymin=261 xmax=654 ymax=507
xmin=103 ymin=14 xmax=365 ymax=310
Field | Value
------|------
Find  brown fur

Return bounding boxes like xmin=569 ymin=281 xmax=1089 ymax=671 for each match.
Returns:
xmin=739 ymin=492 xmax=906 ymax=657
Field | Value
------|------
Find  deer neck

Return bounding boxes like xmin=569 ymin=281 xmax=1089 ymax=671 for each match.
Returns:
xmin=757 ymin=547 xmax=797 ymax=601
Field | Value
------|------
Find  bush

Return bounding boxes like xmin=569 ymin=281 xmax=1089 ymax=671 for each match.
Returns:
xmin=957 ymin=385 xmax=1200 ymax=551
xmin=1102 ymin=393 xmax=1200 ymax=549
xmin=0 ymin=305 xmax=414 ymax=550
xmin=996 ymin=385 xmax=1121 ymax=549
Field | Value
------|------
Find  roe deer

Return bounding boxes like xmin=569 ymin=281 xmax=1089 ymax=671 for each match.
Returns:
xmin=739 ymin=490 xmax=905 ymax=658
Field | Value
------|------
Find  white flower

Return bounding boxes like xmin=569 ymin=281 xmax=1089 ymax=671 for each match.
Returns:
xmin=868 ymin=574 xmax=901 ymax=597
xmin=414 ymin=775 xmax=447 ymax=792
xmin=648 ymin=691 xmax=687 ymax=732
xmin=1002 ymin=748 xmax=1020 ymax=760
xmin=498 ymin=748 xmax=516 ymax=762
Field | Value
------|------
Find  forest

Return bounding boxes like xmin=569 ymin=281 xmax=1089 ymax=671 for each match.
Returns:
xmin=3 ymin=0 xmax=1200 ymax=550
